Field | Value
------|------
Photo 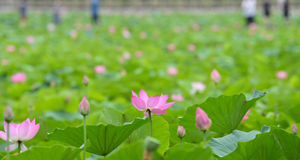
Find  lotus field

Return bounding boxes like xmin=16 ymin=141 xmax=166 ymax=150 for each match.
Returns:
xmin=1 ymin=12 xmax=300 ymax=160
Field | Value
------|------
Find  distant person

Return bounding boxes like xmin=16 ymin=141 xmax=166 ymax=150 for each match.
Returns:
xmin=19 ymin=0 xmax=27 ymax=25
xmin=53 ymin=0 xmax=61 ymax=24
xmin=90 ymin=0 xmax=100 ymax=24
xmin=278 ymin=0 xmax=290 ymax=23
xmin=242 ymin=0 xmax=257 ymax=26
xmin=263 ymin=0 xmax=271 ymax=27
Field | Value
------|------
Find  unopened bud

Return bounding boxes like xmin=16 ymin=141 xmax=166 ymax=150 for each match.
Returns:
xmin=177 ymin=126 xmax=186 ymax=139
xmin=211 ymin=69 xmax=220 ymax=84
xmin=83 ymin=75 xmax=89 ymax=86
xmin=292 ymin=124 xmax=298 ymax=135
xmin=4 ymin=105 xmax=14 ymax=123
xmin=144 ymin=136 xmax=160 ymax=152
xmin=195 ymin=107 xmax=212 ymax=131
xmin=79 ymin=96 xmax=90 ymax=116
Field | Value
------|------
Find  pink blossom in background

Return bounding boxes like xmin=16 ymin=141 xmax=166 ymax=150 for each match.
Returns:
xmin=122 ymin=28 xmax=131 ymax=38
xmin=195 ymin=107 xmax=212 ymax=131
xmin=276 ymin=71 xmax=288 ymax=79
xmin=70 ymin=30 xmax=77 ymax=39
xmin=131 ymin=89 xmax=175 ymax=116
xmin=168 ymin=44 xmax=176 ymax=51
xmin=11 ymin=73 xmax=27 ymax=83
xmin=50 ymin=81 xmax=56 ymax=87
xmin=192 ymin=24 xmax=200 ymax=31
xmin=85 ymin=24 xmax=92 ymax=31
xmin=242 ymin=110 xmax=251 ymax=123
xmin=188 ymin=44 xmax=196 ymax=51
xmin=167 ymin=67 xmax=178 ymax=76
xmin=171 ymin=94 xmax=184 ymax=101
xmin=211 ymin=69 xmax=221 ymax=84
xmin=26 ymin=36 xmax=35 ymax=44
xmin=249 ymin=23 xmax=258 ymax=31
xmin=6 ymin=45 xmax=15 ymax=52
xmin=1 ymin=59 xmax=9 ymax=66
xmin=121 ymin=69 xmax=127 ymax=76
xmin=75 ymin=23 xmax=83 ymax=30
xmin=19 ymin=47 xmax=26 ymax=54
xmin=292 ymin=124 xmax=298 ymax=134
xmin=94 ymin=65 xmax=106 ymax=74
xmin=108 ymin=26 xmax=116 ymax=34
xmin=0 ymin=118 xmax=40 ymax=152
xmin=123 ymin=52 xmax=131 ymax=60
xmin=139 ymin=32 xmax=147 ymax=39
xmin=135 ymin=51 xmax=143 ymax=57
xmin=191 ymin=82 xmax=206 ymax=94
xmin=211 ymin=25 xmax=219 ymax=32
xmin=47 ymin=23 xmax=56 ymax=31
xmin=173 ymin=26 xmax=180 ymax=33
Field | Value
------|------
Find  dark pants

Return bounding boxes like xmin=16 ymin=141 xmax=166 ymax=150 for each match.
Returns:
xmin=92 ymin=14 xmax=99 ymax=24
xmin=246 ymin=16 xmax=255 ymax=26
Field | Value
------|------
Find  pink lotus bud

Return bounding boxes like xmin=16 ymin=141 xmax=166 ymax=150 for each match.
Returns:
xmin=211 ymin=69 xmax=220 ymax=84
xmin=11 ymin=73 xmax=27 ymax=83
xmin=6 ymin=45 xmax=15 ymax=52
xmin=26 ymin=36 xmax=35 ymax=44
xmin=167 ymin=67 xmax=178 ymax=76
xmin=94 ymin=65 xmax=106 ymax=74
xmin=108 ymin=26 xmax=116 ymax=34
xmin=4 ymin=105 xmax=14 ymax=123
xmin=276 ymin=71 xmax=288 ymax=79
xmin=65 ymin=96 xmax=70 ymax=103
xmin=195 ymin=107 xmax=212 ymax=131
xmin=79 ymin=96 xmax=90 ymax=116
xmin=177 ymin=126 xmax=186 ymax=138
xmin=242 ymin=110 xmax=251 ymax=123
xmin=139 ymin=32 xmax=147 ymax=39
xmin=292 ymin=124 xmax=298 ymax=135
xmin=135 ymin=51 xmax=143 ymax=57
xmin=188 ymin=44 xmax=196 ymax=51
xmin=83 ymin=75 xmax=89 ymax=86
xmin=168 ymin=44 xmax=176 ymax=51
xmin=1 ymin=59 xmax=9 ymax=66
xmin=171 ymin=94 xmax=184 ymax=102
xmin=122 ymin=28 xmax=131 ymax=38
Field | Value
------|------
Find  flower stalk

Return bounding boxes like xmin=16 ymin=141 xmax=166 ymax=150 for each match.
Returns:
xmin=147 ymin=110 xmax=152 ymax=137
xmin=83 ymin=116 xmax=87 ymax=160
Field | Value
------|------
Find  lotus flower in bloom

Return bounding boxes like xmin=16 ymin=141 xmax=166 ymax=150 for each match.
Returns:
xmin=167 ymin=67 xmax=178 ymax=76
xmin=11 ymin=73 xmax=27 ymax=83
xmin=6 ymin=45 xmax=15 ymax=52
xmin=188 ymin=44 xmax=196 ymax=51
xmin=135 ymin=51 xmax=143 ymax=57
xmin=211 ymin=69 xmax=220 ymax=84
xmin=171 ymin=94 xmax=184 ymax=101
xmin=94 ymin=65 xmax=106 ymax=74
xmin=177 ymin=126 xmax=186 ymax=138
xmin=26 ymin=36 xmax=35 ymax=44
xmin=195 ymin=107 xmax=212 ymax=131
xmin=276 ymin=71 xmax=288 ymax=79
xmin=108 ymin=26 xmax=116 ymax=34
xmin=0 ymin=118 xmax=40 ymax=152
xmin=168 ymin=44 xmax=176 ymax=51
xmin=242 ymin=110 xmax=251 ymax=123
xmin=191 ymin=82 xmax=206 ymax=94
xmin=131 ymin=89 xmax=175 ymax=116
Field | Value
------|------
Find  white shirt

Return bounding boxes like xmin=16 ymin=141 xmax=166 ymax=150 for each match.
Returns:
xmin=242 ymin=0 xmax=257 ymax=17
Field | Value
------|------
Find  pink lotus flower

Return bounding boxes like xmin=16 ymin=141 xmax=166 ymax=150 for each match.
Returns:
xmin=188 ymin=44 xmax=196 ymax=51
xmin=94 ymin=65 xmax=106 ymax=74
xmin=108 ymin=26 xmax=116 ymax=34
xmin=122 ymin=28 xmax=131 ymax=38
xmin=85 ymin=24 xmax=92 ymax=31
xmin=79 ymin=96 xmax=90 ymax=116
xmin=276 ymin=71 xmax=288 ymax=79
xmin=0 ymin=118 xmax=40 ymax=152
xmin=131 ymin=89 xmax=175 ymax=116
xmin=191 ymin=82 xmax=206 ymax=94
xmin=11 ymin=73 xmax=27 ymax=83
xmin=192 ymin=24 xmax=200 ymax=31
xmin=70 ymin=30 xmax=77 ymax=39
xmin=177 ymin=126 xmax=186 ymax=138
xmin=167 ymin=67 xmax=178 ymax=76
xmin=26 ymin=36 xmax=35 ymax=44
xmin=6 ymin=45 xmax=15 ymax=52
xmin=211 ymin=69 xmax=220 ymax=84
xmin=139 ymin=32 xmax=147 ymax=39
xmin=135 ymin=51 xmax=143 ymax=57
xmin=83 ymin=75 xmax=89 ymax=85
xmin=242 ymin=110 xmax=251 ymax=123
xmin=1 ymin=59 xmax=9 ymax=66
xmin=292 ymin=124 xmax=298 ymax=135
xmin=171 ymin=94 xmax=184 ymax=101
xmin=122 ymin=52 xmax=131 ymax=60
xmin=168 ymin=44 xmax=176 ymax=51
xmin=195 ymin=107 xmax=212 ymax=131
xmin=47 ymin=23 xmax=56 ymax=31
xmin=4 ymin=105 xmax=14 ymax=123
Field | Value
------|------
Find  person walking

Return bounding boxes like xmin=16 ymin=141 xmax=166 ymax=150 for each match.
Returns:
xmin=242 ymin=0 xmax=257 ymax=26
xmin=90 ymin=0 xmax=100 ymax=24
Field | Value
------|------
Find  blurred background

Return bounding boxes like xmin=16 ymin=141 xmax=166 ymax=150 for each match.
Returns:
xmin=0 ymin=0 xmax=300 ymax=155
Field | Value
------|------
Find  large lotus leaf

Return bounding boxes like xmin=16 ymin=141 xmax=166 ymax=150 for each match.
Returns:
xmin=47 ymin=117 xmax=147 ymax=156
xmin=208 ymin=130 xmax=260 ymax=157
xmin=2 ymin=145 xmax=81 ymax=160
xmin=179 ymin=90 xmax=266 ymax=133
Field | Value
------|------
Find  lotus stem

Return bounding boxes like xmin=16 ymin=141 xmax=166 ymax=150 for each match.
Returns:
xmin=147 ymin=110 xmax=152 ymax=137
xmin=18 ymin=141 xmax=21 ymax=154
xmin=6 ymin=123 xmax=9 ymax=160
xmin=83 ymin=115 xmax=87 ymax=160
